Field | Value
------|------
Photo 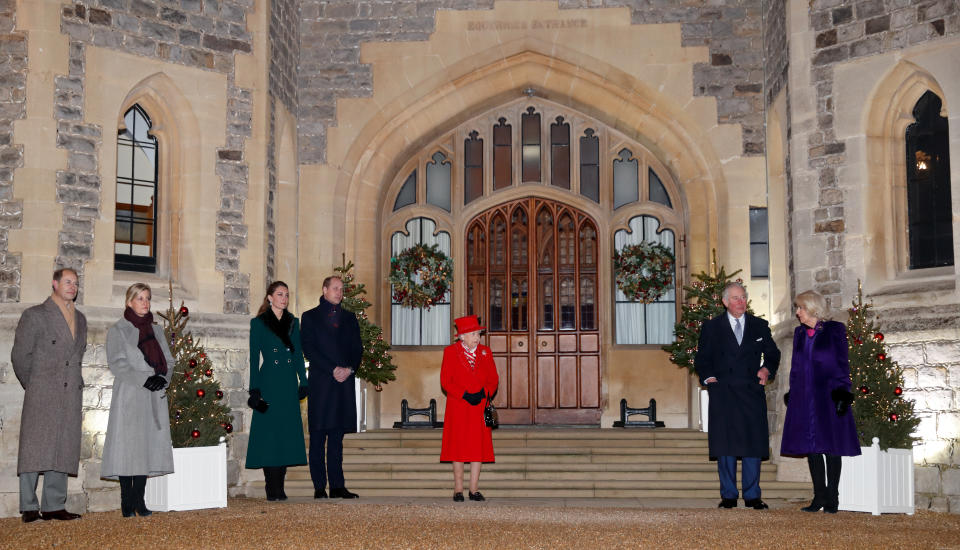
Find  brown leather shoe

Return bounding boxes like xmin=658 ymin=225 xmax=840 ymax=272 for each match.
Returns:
xmin=40 ymin=509 xmax=81 ymax=521
xmin=21 ymin=510 xmax=41 ymax=523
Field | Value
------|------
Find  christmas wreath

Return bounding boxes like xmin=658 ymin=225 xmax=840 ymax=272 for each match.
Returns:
xmin=390 ymin=243 xmax=453 ymax=309
xmin=613 ymin=241 xmax=675 ymax=303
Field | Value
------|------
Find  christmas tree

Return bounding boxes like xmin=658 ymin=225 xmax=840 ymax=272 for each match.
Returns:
xmin=846 ymin=283 xmax=919 ymax=450
xmin=159 ymin=289 xmax=233 ymax=447
xmin=334 ymin=256 xmax=397 ymax=390
xmin=663 ymin=255 xmax=750 ymax=372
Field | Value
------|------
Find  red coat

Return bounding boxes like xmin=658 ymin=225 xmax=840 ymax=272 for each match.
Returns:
xmin=440 ymin=342 xmax=499 ymax=462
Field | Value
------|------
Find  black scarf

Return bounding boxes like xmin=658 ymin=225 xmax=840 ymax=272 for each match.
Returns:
xmin=123 ymin=307 xmax=167 ymax=375
xmin=259 ymin=308 xmax=294 ymax=351
xmin=319 ymin=297 xmax=341 ymax=329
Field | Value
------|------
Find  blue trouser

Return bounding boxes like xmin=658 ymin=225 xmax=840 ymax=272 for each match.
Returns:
xmin=309 ymin=429 xmax=345 ymax=490
xmin=717 ymin=456 xmax=761 ymax=500
xmin=19 ymin=471 xmax=68 ymax=512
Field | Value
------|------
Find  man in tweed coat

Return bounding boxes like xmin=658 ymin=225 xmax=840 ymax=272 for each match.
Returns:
xmin=11 ymin=268 xmax=87 ymax=523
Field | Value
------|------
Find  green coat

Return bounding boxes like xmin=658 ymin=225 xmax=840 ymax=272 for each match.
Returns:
xmin=245 ymin=313 xmax=307 ymax=469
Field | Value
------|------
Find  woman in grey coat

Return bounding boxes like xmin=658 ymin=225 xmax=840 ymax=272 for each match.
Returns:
xmin=101 ymin=283 xmax=175 ymax=517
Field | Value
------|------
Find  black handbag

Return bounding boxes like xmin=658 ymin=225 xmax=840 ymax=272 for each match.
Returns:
xmin=484 ymin=398 xmax=498 ymax=429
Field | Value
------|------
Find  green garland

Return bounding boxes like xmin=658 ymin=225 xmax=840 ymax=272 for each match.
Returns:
xmin=390 ymin=243 xmax=453 ymax=309
xmin=613 ymin=241 xmax=675 ymax=304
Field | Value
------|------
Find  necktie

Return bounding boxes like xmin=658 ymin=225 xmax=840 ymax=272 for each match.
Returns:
xmin=734 ymin=318 xmax=743 ymax=345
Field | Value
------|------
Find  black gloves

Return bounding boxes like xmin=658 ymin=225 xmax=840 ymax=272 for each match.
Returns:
xmin=143 ymin=374 xmax=167 ymax=392
xmin=462 ymin=390 xmax=484 ymax=406
xmin=247 ymin=388 xmax=269 ymax=413
xmin=298 ymin=386 xmax=309 ymax=400
xmin=831 ymin=388 xmax=853 ymax=416
xmin=783 ymin=391 xmax=790 ymax=406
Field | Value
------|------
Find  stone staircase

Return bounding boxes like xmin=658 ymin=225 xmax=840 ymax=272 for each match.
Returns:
xmin=257 ymin=429 xmax=811 ymax=501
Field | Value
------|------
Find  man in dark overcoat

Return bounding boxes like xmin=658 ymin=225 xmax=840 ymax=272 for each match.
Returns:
xmin=301 ymin=275 xmax=363 ymax=499
xmin=11 ymin=268 xmax=87 ymax=522
xmin=695 ymin=281 xmax=780 ymax=510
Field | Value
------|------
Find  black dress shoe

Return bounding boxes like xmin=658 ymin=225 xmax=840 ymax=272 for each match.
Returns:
xmin=468 ymin=491 xmax=485 ymax=502
xmin=40 ymin=509 xmax=81 ymax=521
xmin=330 ymin=487 xmax=359 ymax=499
xmin=21 ymin=510 xmax=41 ymax=523
xmin=453 ymin=492 xmax=464 ymax=502
xmin=801 ymin=500 xmax=824 ymax=512
xmin=314 ymin=489 xmax=328 ymax=499
xmin=824 ymin=504 xmax=839 ymax=514
xmin=717 ymin=498 xmax=737 ymax=509
xmin=744 ymin=498 xmax=769 ymax=510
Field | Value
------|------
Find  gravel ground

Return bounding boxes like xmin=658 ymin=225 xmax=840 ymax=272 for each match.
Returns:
xmin=1 ymin=497 xmax=958 ymax=550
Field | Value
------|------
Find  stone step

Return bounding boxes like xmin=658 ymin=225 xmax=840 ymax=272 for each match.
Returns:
xmin=254 ymin=481 xmax=809 ymax=500
xmin=264 ymin=429 xmax=811 ymax=501
xmin=283 ymin=469 xmax=779 ymax=482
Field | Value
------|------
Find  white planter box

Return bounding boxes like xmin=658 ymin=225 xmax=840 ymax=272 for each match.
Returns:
xmin=700 ymin=389 xmax=709 ymax=432
xmin=839 ymin=437 xmax=914 ymax=515
xmin=145 ymin=439 xmax=228 ymax=511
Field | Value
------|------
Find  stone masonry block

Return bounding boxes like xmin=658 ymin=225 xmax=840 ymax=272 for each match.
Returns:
xmin=917 ymin=366 xmax=948 ymax=388
xmin=915 ymin=465 xmax=940 ymax=493
xmin=925 ymin=342 xmax=960 ymax=365
xmin=938 ymin=412 xmax=960 ymax=439
xmin=943 ymin=468 xmax=960 ymax=496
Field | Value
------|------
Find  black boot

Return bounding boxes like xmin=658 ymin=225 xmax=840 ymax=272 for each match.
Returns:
xmin=802 ymin=454 xmax=826 ymax=512
xmin=824 ymin=454 xmax=842 ymax=513
xmin=277 ymin=467 xmax=288 ymax=501
xmin=132 ymin=475 xmax=152 ymax=516
xmin=263 ymin=468 xmax=275 ymax=501
xmin=118 ymin=476 xmax=135 ymax=517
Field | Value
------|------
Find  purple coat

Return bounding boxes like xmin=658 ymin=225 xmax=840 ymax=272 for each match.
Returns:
xmin=780 ymin=321 xmax=861 ymax=457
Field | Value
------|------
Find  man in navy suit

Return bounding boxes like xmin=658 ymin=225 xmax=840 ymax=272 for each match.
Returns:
xmin=301 ymin=276 xmax=363 ymax=499
xmin=695 ymin=281 xmax=780 ymax=510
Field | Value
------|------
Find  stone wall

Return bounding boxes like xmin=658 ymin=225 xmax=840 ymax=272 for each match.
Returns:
xmin=55 ymin=0 xmax=256 ymax=313
xmin=0 ymin=0 xmax=25 ymax=303
xmin=265 ymin=0 xmax=300 ymax=285
xmin=297 ymin=0 xmax=768 ymax=164
xmin=801 ymin=0 xmax=960 ymax=309
xmin=763 ymin=0 xmax=788 ymax=106
xmin=0 ymin=306 xmax=249 ymax=516
xmin=880 ymin=303 xmax=960 ymax=513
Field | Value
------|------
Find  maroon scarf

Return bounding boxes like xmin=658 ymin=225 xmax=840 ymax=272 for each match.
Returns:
xmin=124 ymin=307 xmax=167 ymax=375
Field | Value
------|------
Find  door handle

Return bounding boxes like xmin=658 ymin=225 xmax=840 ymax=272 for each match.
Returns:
xmin=540 ymin=340 xmax=547 ymax=347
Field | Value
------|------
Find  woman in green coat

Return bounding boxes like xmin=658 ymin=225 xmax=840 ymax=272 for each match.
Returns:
xmin=246 ymin=281 xmax=308 ymax=500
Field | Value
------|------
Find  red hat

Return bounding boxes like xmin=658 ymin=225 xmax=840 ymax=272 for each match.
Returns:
xmin=453 ymin=314 xmax=486 ymax=336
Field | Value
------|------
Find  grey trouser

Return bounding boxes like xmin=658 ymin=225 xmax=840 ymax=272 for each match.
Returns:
xmin=19 ymin=471 xmax=68 ymax=512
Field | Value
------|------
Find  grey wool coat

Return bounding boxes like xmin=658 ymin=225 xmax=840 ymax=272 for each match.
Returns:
xmin=11 ymin=297 xmax=87 ymax=475
xmin=100 ymin=318 xmax=174 ymax=479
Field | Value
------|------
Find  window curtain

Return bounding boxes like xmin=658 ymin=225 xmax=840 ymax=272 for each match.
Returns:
xmin=614 ymin=215 xmax=676 ymax=345
xmin=391 ymin=218 xmax=451 ymax=346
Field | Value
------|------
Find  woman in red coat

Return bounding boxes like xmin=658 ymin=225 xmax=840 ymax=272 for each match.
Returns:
xmin=440 ymin=315 xmax=499 ymax=502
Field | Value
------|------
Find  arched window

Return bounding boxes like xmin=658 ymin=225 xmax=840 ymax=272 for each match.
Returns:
xmin=905 ymin=90 xmax=953 ymax=269
xmin=383 ymin=98 xmax=683 ymax=350
xmin=614 ymin=215 xmax=676 ymax=345
xmin=391 ymin=217 xmax=452 ymax=346
xmin=115 ymin=104 xmax=158 ymax=272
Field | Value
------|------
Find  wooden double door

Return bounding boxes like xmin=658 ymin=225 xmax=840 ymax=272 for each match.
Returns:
xmin=466 ymin=198 xmax=601 ymax=425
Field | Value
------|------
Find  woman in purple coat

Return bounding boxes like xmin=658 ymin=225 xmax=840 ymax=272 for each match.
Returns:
xmin=781 ymin=290 xmax=860 ymax=513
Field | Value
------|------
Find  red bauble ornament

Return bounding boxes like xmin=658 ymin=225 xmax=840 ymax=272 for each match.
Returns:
xmin=179 ymin=305 xmax=189 ymax=316
xmin=215 ymin=390 xmax=224 ymax=399
xmin=859 ymin=385 xmax=869 ymax=394
xmin=185 ymin=372 xmax=193 ymax=381
xmin=189 ymin=359 xmax=197 ymax=368
xmin=191 ymin=430 xmax=200 ymax=438
xmin=204 ymin=368 xmax=213 ymax=377
xmin=889 ymin=413 xmax=899 ymax=422
xmin=224 ymin=423 xmax=233 ymax=434
xmin=873 ymin=332 xmax=884 ymax=342
xmin=199 ymin=353 xmax=207 ymax=359
xmin=877 ymin=353 xmax=886 ymax=361
xmin=854 ymin=338 xmax=863 ymax=346
xmin=894 ymin=387 xmax=903 ymax=396
xmin=196 ymin=389 xmax=205 ymax=398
